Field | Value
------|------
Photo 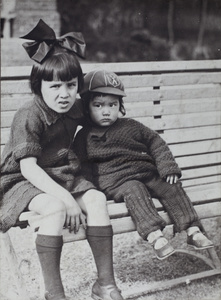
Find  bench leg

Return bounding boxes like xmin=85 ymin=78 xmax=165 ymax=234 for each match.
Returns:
xmin=1 ymin=231 xmax=30 ymax=300
xmin=2 ymin=18 xmax=11 ymax=39
xmin=206 ymin=247 xmax=221 ymax=269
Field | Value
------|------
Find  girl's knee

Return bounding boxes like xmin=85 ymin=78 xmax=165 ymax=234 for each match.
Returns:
xmin=80 ymin=189 xmax=109 ymax=220
xmin=30 ymin=194 xmax=66 ymax=219
xmin=85 ymin=189 xmax=107 ymax=207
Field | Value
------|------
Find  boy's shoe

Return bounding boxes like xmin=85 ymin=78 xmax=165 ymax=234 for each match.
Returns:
xmin=45 ymin=291 xmax=66 ymax=300
xmin=187 ymin=231 xmax=214 ymax=250
xmin=151 ymin=236 xmax=175 ymax=260
xmin=91 ymin=281 xmax=124 ymax=300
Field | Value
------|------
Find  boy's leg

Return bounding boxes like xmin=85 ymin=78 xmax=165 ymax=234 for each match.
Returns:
xmin=108 ymin=180 xmax=166 ymax=240
xmin=107 ymin=181 xmax=174 ymax=260
xmin=76 ymin=189 xmax=124 ymax=300
xmin=29 ymin=194 xmax=67 ymax=300
xmin=145 ymin=177 xmax=213 ymax=249
xmin=145 ymin=177 xmax=201 ymax=232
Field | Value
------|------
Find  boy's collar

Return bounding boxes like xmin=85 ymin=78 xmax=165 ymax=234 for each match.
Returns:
xmin=35 ymin=96 xmax=84 ymax=125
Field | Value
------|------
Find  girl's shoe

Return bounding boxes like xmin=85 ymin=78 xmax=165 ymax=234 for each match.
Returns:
xmin=187 ymin=231 xmax=214 ymax=250
xmin=91 ymin=281 xmax=124 ymax=300
xmin=150 ymin=236 xmax=175 ymax=260
xmin=44 ymin=291 xmax=66 ymax=300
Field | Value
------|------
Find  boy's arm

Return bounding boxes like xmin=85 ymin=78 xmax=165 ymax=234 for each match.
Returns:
xmin=142 ymin=125 xmax=182 ymax=179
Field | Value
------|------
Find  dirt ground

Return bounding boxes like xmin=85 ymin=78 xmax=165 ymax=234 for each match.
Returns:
xmin=0 ymin=218 xmax=221 ymax=300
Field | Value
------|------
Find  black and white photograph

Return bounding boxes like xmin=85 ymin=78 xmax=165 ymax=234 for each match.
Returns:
xmin=1 ymin=1 xmax=221 ymax=300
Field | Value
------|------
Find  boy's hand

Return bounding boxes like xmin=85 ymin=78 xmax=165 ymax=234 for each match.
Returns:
xmin=166 ymin=174 xmax=178 ymax=184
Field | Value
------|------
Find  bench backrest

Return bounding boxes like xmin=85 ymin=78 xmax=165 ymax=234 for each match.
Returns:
xmin=1 ymin=60 xmax=221 ymax=204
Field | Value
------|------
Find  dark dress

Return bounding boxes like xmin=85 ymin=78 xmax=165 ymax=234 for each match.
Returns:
xmin=0 ymin=96 xmax=94 ymax=232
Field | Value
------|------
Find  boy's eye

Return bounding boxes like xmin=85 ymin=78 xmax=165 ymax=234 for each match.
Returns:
xmin=110 ymin=102 xmax=118 ymax=107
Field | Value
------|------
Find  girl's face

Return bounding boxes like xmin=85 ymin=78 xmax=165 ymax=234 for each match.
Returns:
xmin=89 ymin=94 xmax=120 ymax=127
xmin=41 ymin=77 xmax=78 ymax=113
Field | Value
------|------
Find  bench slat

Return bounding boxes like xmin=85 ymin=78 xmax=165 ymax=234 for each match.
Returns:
xmin=177 ymin=152 xmax=221 ymax=169
xmin=126 ymin=85 xmax=221 ymax=102
xmin=170 ymin=139 xmax=221 ymax=157
xmin=182 ymin=166 xmax=221 ymax=180
xmin=61 ymin=202 xmax=221 ymax=243
xmin=4 ymin=71 xmax=220 ymax=93
xmin=121 ymin=72 xmax=221 ymax=88
xmin=182 ymin=175 xmax=221 ymax=188
xmin=126 ymin=97 xmax=221 ymax=118
xmin=2 ymin=60 xmax=221 ymax=78
xmin=162 ymin=125 xmax=221 ymax=144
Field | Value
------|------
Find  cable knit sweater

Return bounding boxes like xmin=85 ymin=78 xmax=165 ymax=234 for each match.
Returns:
xmin=73 ymin=118 xmax=182 ymax=193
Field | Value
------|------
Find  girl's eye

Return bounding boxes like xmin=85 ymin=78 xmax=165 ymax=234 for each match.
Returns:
xmin=68 ymin=82 xmax=77 ymax=88
xmin=51 ymin=84 xmax=60 ymax=89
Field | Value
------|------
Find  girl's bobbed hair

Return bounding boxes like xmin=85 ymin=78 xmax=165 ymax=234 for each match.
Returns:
xmin=30 ymin=48 xmax=84 ymax=97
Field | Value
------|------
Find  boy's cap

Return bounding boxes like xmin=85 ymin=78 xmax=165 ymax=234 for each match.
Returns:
xmin=80 ymin=70 xmax=126 ymax=97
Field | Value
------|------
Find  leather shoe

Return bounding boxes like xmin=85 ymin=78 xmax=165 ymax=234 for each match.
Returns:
xmin=91 ymin=281 xmax=124 ymax=300
xmin=187 ymin=231 xmax=214 ymax=250
xmin=45 ymin=291 xmax=66 ymax=300
xmin=151 ymin=236 xmax=175 ymax=260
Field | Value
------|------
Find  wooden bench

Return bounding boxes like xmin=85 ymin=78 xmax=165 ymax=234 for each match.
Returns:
xmin=1 ymin=60 xmax=221 ymax=300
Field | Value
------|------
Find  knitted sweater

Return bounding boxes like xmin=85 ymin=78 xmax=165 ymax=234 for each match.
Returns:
xmin=74 ymin=118 xmax=182 ymax=193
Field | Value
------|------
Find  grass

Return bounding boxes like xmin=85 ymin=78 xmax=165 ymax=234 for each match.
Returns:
xmin=0 ymin=218 xmax=220 ymax=300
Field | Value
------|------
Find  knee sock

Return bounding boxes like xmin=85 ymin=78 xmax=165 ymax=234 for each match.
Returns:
xmin=36 ymin=234 xmax=65 ymax=299
xmin=86 ymin=225 xmax=115 ymax=286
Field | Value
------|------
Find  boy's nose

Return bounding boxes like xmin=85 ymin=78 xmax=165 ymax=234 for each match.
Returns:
xmin=103 ymin=107 xmax=110 ymax=115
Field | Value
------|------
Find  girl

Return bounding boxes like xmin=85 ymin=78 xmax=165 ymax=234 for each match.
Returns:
xmin=0 ymin=21 xmax=124 ymax=300
xmin=74 ymin=69 xmax=214 ymax=261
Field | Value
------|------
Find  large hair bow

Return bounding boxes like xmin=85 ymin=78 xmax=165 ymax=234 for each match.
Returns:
xmin=20 ymin=19 xmax=86 ymax=63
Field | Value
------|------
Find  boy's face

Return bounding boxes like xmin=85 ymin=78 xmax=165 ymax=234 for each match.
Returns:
xmin=89 ymin=94 xmax=120 ymax=127
xmin=41 ymin=77 xmax=78 ymax=113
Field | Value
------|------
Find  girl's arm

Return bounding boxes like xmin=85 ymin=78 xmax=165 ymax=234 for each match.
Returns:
xmin=20 ymin=157 xmax=86 ymax=232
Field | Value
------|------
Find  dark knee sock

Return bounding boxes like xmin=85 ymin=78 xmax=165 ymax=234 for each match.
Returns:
xmin=36 ymin=234 xmax=65 ymax=299
xmin=86 ymin=225 xmax=115 ymax=286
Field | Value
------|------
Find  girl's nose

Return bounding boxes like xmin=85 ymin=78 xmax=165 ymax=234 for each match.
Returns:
xmin=60 ymin=85 xmax=69 ymax=98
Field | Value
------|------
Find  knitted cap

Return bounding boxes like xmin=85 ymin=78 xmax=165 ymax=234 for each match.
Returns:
xmin=80 ymin=70 xmax=126 ymax=97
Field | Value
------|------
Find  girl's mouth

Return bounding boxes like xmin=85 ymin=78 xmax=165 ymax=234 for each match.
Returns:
xmin=59 ymin=101 xmax=69 ymax=108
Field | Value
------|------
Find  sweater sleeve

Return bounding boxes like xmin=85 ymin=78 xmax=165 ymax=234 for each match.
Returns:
xmin=8 ymin=105 xmax=43 ymax=162
xmin=140 ymin=122 xmax=182 ymax=178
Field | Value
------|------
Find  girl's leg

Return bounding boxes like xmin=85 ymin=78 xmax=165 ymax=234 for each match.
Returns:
xmin=76 ymin=189 xmax=124 ymax=300
xmin=29 ymin=194 xmax=66 ymax=300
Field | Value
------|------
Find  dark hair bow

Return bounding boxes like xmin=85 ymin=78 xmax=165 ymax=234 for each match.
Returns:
xmin=20 ymin=19 xmax=86 ymax=63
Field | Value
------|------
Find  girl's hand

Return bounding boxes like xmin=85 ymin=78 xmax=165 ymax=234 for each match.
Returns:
xmin=166 ymin=174 xmax=178 ymax=184
xmin=65 ymin=199 xmax=87 ymax=233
